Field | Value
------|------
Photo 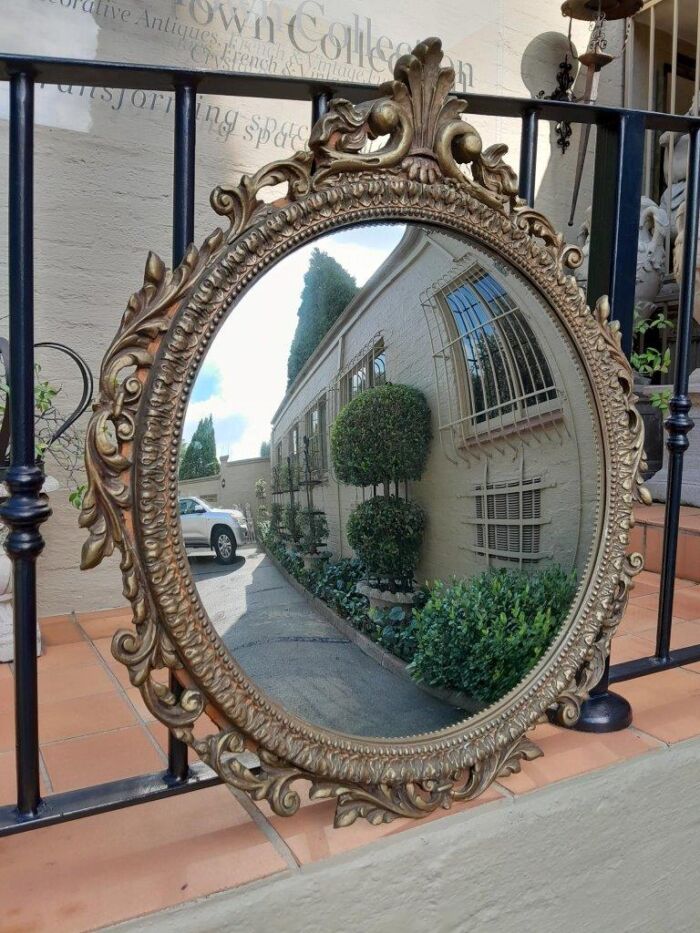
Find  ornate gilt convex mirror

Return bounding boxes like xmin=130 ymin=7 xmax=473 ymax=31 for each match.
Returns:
xmin=81 ymin=39 xmax=649 ymax=826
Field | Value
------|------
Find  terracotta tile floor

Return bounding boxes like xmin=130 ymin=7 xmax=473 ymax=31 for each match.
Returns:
xmin=2 ymin=571 xmax=700 ymax=931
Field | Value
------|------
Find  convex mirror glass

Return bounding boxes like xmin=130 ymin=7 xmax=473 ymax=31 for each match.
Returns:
xmin=179 ymin=221 xmax=602 ymax=739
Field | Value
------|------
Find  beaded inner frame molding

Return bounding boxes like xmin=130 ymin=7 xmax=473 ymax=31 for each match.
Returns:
xmin=80 ymin=38 xmax=649 ymax=827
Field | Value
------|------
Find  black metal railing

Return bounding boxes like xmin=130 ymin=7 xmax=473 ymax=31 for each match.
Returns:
xmin=0 ymin=52 xmax=698 ymax=836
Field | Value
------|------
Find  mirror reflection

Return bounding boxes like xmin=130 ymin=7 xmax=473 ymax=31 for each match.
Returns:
xmin=179 ymin=222 xmax=601 ymax=738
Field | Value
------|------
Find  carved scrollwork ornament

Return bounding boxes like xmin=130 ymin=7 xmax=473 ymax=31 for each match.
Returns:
xmin=80 ymin=38 xmax=648 ymax=827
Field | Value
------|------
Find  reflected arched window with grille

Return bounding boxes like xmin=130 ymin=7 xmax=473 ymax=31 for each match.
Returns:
xmin=441 ymin=264 xmax=558 ymax=435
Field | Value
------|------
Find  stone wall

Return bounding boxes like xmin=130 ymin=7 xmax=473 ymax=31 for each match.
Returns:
xmin=179 ymin=455 xmax=271 ymax=517
xmin=123 ymin=737 xmax=700 ymax=933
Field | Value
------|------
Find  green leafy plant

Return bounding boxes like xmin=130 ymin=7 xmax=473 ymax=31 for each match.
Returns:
xmin=299 ymin=507 xmax=328 ymax=554
xmin=68 ymin=484 xmax=87 ymax=509
xmin=650 ymin=387 xmax=672 ymax=412
xmin=256 ymin=518 xmax=271 ymax=541
xmin=633 ymin=309 xmax=675 ymax=340
xmin=332 ymin=384 xmax=431 ymax=589
xmin=408 ymin=566 xmax=578 ymax=705
xmin=362 ymin=605 xmax=419 ymax=660
xmin=287 ymin=460 xmax=301 ymax=491
xmin=269 ymin=501 xmax=283 ymax=534
xmin=331 ymin=384 xmax=432 ymax=489
xmin=0 ymin=366 xmax=86 ymax=509
xmin=310 ymin=557 xmax=368 ymax=625
xmin=283 ymin=502 xmax=302 ymax=545
xmin=255 ymin=477 xmax=269 ymax=524
xmin=631 ymin=345 xmax=671 ymax=378
xmin=272 ymin=461 xmax=300 ymax=493
xmin=631 ymin=310 xmax=675 ymax=413
xmin=346 ymin=495 xmax=425 ymax=592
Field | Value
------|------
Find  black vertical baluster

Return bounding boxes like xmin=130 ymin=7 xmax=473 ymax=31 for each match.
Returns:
xmin=573 ymin=112 xmax=645 ymax=731
xmin=586 ymin=112 xmax=646 ymax=357
xmin=3 ymin=70 xmax=51 ymax=816
xmin=518 ymin=109 xmax=538 ymax=206
xmin=656 ymin=127 xmax=700 ymax=660
xmin=310 ymin=90 xmax=331 ymax=181
xmin=167 ymin=80 xmax=197 ymax=784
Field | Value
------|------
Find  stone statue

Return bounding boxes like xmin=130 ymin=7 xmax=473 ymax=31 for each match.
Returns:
xmin=661 ymin=93 xmax=700 ymax=324
xmin=574 ymin=197 xmax=669 ymax=312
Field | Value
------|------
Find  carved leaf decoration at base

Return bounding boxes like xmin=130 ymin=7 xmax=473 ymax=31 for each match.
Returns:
xmin=184 ymin=727 xmax=541 ymax=827
xmin=452 ymin=735 xmax=542 ymax=800
xmin=192 ymin=731 xmax=311 ymax=818
xmin=308 ymin=734 xmax=541 ymax=827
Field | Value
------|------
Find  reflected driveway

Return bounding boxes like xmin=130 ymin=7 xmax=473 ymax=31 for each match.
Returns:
xmin=190 ymin=547 xmax=464 ymax=739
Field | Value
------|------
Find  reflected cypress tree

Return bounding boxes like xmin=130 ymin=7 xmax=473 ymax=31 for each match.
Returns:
xmin=287 ymin=249 xmax=359 ymax=386
xmin=179 ymin=415 xmax=219 ymax=480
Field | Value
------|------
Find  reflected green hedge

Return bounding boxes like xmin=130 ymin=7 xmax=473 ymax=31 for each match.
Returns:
xmin=408 ymin=566 xmax=578 ymax=705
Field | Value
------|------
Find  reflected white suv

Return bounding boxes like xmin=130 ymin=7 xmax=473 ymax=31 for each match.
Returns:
xmin=178 ymin=496 xmax=248 ymax=564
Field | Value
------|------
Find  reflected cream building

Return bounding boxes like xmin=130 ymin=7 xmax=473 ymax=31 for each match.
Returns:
xmin=271 ymin=225 xmax=600 ymax=583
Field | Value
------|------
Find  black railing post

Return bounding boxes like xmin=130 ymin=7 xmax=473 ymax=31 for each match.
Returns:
xmin=518 ymin=108 xmax=539 ymax=206
xmin=586 ymin=112 xmax=645 ymax=357
xmin=574 ymin=112 xmax=645 ymax=732
xmin=167 ymin=80 xmax=197 ymax=785
xmin=2 ymin=70 xmax=51 ymax=816
xmin=656 ymin=127 xmax=700 ymax=661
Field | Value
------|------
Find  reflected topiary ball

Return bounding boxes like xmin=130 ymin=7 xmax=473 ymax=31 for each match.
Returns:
xmin=330 ymin=384 xmax=431 ymax=488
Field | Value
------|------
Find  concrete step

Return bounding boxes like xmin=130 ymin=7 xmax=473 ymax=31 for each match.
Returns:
xmin=632 ymin=503 xmax=700 ymax=582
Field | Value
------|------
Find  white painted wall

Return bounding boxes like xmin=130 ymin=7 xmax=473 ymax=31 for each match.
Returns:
xmin=117 ymin=736 xmax=700 ymax=933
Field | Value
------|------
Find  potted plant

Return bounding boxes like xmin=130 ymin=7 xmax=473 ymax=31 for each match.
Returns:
xmin=631 ymin=309 xmax=674 ymax=478
xmin=283 ymin=501 xmax=302 ymax=547
xmin=331 ymin=383 xmax=431 ymax=610
xmin=299 ymin=507 xmax=329 ymax=570
xmin=268 ymin=501 xmax=283 ymax=537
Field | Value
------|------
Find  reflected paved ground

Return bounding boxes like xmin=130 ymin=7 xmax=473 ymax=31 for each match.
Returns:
xmin=189 ymin=547 xmax=465 ymax=739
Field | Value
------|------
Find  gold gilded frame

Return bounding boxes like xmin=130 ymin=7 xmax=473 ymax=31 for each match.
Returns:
xmin=80 ymin=38 xmax=650 ymax=827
